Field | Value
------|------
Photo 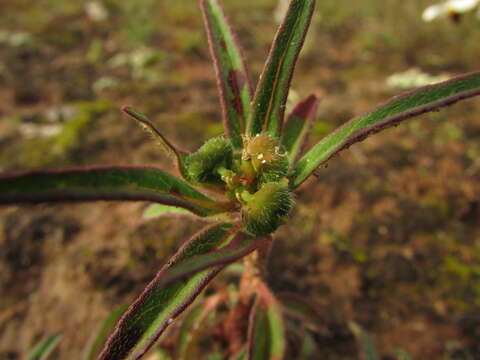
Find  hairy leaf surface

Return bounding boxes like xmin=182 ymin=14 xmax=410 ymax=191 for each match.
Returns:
xmin=82 ymin=305 xmax=128 ymax=360
xmin=201 ymin=0 xmax=253 ymax=148
xmin=0 ymin=166 xmax=224 ymax=216
xmin=121 ymin=106 xmax=190 ymax=177
xmin=247 ymin=0 xmax=316 ymax=137
xmin=160 ymin=232 xmax=261 ymax=286
xmin=97 ymin=223 xmax=235 ymax=360
xmin=292 ymin=71 xmax=480 ymax=187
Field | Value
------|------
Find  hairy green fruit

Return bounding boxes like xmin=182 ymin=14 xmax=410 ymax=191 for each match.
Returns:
xmin=186 ymin=137 xmax=233 ymax=185
xmin=244 ymin=134 xmax=289 ymax=184
xmin=242 ymin=182 xmax=294 ymax=236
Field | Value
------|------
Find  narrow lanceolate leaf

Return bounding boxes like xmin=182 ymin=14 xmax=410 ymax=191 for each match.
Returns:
xmin=121 ymin=106 xmax=190 ymax=178
xmin=143 ymin=204 xmax=195 ymax=219
xmin=160 ymin=232 xmax=262 ymax=286
xmin=0 ymin=166 xmax=227 ymax=217
xmin=395 ymin=349 xmax=414 ymax=360
xmin=26 ymin=332 xmax=62 ymax=360
xmin=247 ymin=0 xmax=316 ymax=138
xmin=231 ymin=347 xmax=247 ymax=360
xmin=292 ymin=71 xmax=480 ymax=188
xmin=281 ymin=94 xmax=319 ymax=162
xmin=248 ymin=285 xmax=287 ymax=360
xmin=201 ymin=0 xmax=254 ymax=148
xmin=349 ymin=322 xmax=380 ymax=360
xmin=81 ymin=305 xmax=128 ymax=360
xmin=143 ymin=204 xmax=232 ymax=224
xmin=97 ymin=223 xmax=236 ymax=360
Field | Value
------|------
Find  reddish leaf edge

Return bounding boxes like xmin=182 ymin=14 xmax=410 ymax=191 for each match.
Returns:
xmin=247 ymin=281 xmax=287 ymax=360
xmin=247 ymin=0 xmax=316 ymax=137
xmin=200 ymin=0 xmax=254 ymax=138
xmin=97 ymin=223 xmax=237 ymax=360
xmin=264 ymin=0 xmax=316 ymax=136
xmin=283 ymin=94 xmax=320 ymax=162
xmin=293 ymin=70 xmax=480 ymax=187
xmin=286 ymin=94 xmax=319 ymax=122
xmin=121 ymin=106 xmax=189 ymax=176
xmin=159 ymin=232 xmax=264 ymax=287
xmin=343 ymin=71 xmax=480 ymax=156
xmin=0 ymin=165 xmax=223 ymax=216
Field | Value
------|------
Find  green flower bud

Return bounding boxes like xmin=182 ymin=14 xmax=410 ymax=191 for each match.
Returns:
xmin=244 ymin=134 xmax=289 ymax=184
xmin=242 ymin=182 xmax=294 ymax=236
xmin=186 ymin=137 xmax=233 ymax=185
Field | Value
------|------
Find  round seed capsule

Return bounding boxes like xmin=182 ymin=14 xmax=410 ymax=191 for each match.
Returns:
xmin=244 ymin=133 xmax=289 ymax=184
xmin=242 ymin=182 xmax=294 ymax=236
xmin=185 ymin=137 xmax=233 ymax=185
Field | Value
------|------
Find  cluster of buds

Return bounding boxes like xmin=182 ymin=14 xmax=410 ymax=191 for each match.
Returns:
xmin=242 ymin=133 xmax=290 ymax=184
xmin=239 ymin=134 xmax=293 ymax=236
xmin=185 ymin=136 xmax=233 ymax=185
xmin=184 ymin=133 xmax=294 ymax=236
xmin=240 ymin=182 xmax=293 ymax=236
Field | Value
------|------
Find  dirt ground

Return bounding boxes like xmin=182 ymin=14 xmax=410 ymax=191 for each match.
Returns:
xmin=0 ymin=0 xmax=479 ymax=359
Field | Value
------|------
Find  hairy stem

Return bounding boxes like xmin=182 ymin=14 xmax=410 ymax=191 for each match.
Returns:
xmin=239 ymin=237 xmax=273 ymax=304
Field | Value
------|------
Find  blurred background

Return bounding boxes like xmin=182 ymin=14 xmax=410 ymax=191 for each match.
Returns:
xmin=0 ymin=0 xmax=479 ymax=358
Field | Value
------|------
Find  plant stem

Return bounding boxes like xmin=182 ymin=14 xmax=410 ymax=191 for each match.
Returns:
xmin=239 ymin=236 xmax=273 ymax=304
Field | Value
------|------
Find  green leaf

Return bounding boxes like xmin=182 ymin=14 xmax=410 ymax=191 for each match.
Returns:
xmin=361 ymin=335 xmax=380 ymax=360
xmin=292 ymin=71 xmax=480 ymax=187
xmin=143 ymin=204 xmax=196 ymax=219
xmin=160 ymin=232 xmax=261 ymax=286
xmin=395 ymin=349 xmax=414 ymax=360
xmin=143 ymin=204 xmax=232 ymax=224
xmin=248 ymin=287 xmax=287 ymax=360
xmin=81 ymin=305 xmax=128 ymax=360
xmin=97 ymin=223 xmax=235 ymax=360
xmin=281 ymin=94 xmax=319 ymax=162
xmin=297 ymin=330 xmax=317 ymax=358
xmin=201 ymin=0 xmax=253 ymax=148
xmin=121 ymin=107 xmax=190 ymax=177
xmin=231 ymin=347 xmax=247 ymax=360
xmin=349 ymin=322 xmax=380 ymax=360
xmin=247 ymin=0 xmax=316 ymax=138
xmin=26 ymin=332 xmax=62 ymax=360
xmin=207 ymin=353 xmax=224 ymax=360
xmin=286 ymin=320 xmax=317 ymax=359
xmin=0 ymin=166 xmax=227 ymax=217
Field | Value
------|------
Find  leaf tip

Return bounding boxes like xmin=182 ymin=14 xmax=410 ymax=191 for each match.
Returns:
xmin=290 ymin=94 xmax=320 ymax=119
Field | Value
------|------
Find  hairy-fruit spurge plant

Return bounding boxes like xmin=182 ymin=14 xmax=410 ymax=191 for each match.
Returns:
xmin=1 ymin=0 xmax=480 ymax=359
